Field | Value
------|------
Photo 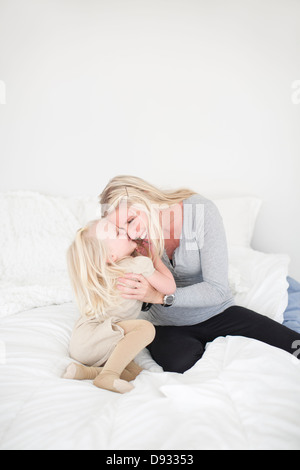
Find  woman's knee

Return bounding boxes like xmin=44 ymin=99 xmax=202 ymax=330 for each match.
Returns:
xmin=159 ymin=353 xmax=202 ymax=374
xmin=148 ymin=327 xmax=204 ymax=373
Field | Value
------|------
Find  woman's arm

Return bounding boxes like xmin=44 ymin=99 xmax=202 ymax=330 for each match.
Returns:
xmin=171 ymin=200 xmax=232 ymax=308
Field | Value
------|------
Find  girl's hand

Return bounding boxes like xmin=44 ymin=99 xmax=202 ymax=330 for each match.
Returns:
xmin=117 ymin=273 xmax=164 ymax=304
xmin=135 ymin=242 xmax=149 ymax=257
xmin=135 ymin=238 xmax=157 ymax=256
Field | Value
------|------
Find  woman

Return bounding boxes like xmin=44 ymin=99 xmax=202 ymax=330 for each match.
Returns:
xmin=99 ymin=175 xmax=300 ymax=373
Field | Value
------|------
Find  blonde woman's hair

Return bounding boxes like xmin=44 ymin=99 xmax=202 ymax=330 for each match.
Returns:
xmin=66 ymin=219 xmax=132 ymax=319
xmin=99 ymin=175 xmax=197 ymax=257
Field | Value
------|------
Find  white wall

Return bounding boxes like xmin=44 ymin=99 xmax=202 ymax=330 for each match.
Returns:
xmin=0 ymin=0 xmax=300 ymax=279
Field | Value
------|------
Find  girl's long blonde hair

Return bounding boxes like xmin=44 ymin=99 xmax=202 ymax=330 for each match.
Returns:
xmin=99 ymin=175 xmax=197 ymax=258
xmin=66 ymin=219 xmax=132 ymax=319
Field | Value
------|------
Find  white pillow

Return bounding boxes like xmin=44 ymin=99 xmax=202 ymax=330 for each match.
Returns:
xmin=0 ymin=191 xmax=94 ymax=283
xmin=228 ymin=246 xmax=290 ymax=323
xmin=212 ymin=197 xmax=262 ymax=248
xmin=211 ymin=197 xmax=289 ymax=322
xmin=0 ymin=191 xmax=100 ymax=317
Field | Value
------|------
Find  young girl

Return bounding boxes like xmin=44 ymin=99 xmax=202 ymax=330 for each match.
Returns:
xmin=64 ymin=216 xmax=176 ymax=394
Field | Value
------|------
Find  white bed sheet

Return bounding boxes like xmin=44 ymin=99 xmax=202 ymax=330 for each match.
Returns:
xmin=1 ymin=302 xmax=300 ymax=450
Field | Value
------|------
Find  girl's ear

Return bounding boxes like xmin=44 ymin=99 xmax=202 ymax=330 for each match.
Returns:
xmin=107 ymin=253 xmax=117 ymax=264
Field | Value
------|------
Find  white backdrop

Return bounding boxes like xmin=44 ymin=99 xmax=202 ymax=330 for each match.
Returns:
xmin=0 ymin=0 xmax=299 ymax=279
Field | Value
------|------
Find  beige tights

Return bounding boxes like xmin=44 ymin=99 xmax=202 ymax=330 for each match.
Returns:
xmin=94 ymin=319 xmax=155 ymax=394
xmin=64 ymin=360 xmax=143 ymax=382
xmin=65 ymin=319 xmax=155 ymax=394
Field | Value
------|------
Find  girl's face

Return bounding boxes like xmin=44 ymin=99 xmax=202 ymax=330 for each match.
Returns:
xmin=95 ymin=218 xmax=138 ymax=262
xmin=106 ymin=201 xmax=149 ymax=242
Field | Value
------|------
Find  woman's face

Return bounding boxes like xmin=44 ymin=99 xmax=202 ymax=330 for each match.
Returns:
xmin=95 ymin=218 xmax=138 ymax=262
xmin=106 ymin=201 xmax=149 ymax=242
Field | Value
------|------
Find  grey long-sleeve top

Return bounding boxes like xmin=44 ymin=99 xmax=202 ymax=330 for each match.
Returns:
xmin=140 ymin=194 xmax=235 ymax=326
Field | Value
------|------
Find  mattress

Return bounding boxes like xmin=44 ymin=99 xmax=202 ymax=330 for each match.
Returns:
xmin=1 ymin=301 xmax=300 ymax=450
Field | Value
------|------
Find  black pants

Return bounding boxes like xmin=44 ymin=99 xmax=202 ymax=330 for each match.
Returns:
xmin=147 ymin=305 xmax=300 ymax=373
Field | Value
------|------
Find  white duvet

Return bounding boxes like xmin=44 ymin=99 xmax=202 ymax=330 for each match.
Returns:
xmin=1 ymin=301 xmax=300 ymax=450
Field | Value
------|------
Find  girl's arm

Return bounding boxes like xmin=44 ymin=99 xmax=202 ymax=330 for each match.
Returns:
xmin=116 ymin=251 xmax=176 ymax=301
xmin=146 ymin=255 xmax=176 ymax=295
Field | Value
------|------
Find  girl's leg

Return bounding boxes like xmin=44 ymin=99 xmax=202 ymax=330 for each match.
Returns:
xmin=94 ymin=319 xmax=155 ymax=393
xmin=63 ymin=361 xmax=142 ymax=381
xmin=64 ymin=363 xmax=102 ymax=380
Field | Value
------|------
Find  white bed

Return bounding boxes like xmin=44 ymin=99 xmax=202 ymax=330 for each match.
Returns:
xmin=1 ymin=191 xmax=300 ymax=450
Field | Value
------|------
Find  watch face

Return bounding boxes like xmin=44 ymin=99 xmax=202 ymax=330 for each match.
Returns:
xmin=165 ymin=295 xmax=174 ymax=305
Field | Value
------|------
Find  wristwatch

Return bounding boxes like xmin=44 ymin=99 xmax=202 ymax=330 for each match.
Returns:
xmin=141 ymin=302 xmax=152 ymax=312
xmin=163 ymin=294 xmax=175 ymax=307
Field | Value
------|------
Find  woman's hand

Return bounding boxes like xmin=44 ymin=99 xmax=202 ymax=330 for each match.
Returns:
xmin=117 ymin=273 xmax=164 ymax=304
